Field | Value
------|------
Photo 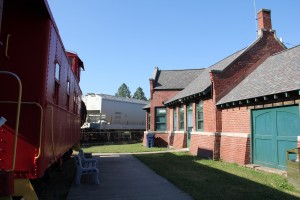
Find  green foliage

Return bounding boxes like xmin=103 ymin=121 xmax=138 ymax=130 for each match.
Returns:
xmin=115 ymin=83 xmax=131 ymax=98
xmin=115 ymin=84 xmax=148 ymax=100
xmin=133 ymin=87 xmax=147 ymax=100
xmin=81 ymin=143 xmax=168 ymax=153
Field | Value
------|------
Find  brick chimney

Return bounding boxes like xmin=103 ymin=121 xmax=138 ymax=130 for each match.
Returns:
xmin=149 ymin=67 xmax=159 ymax=100
xmin=257 ymin=9 xmax=272 ymax=30
xmin=149 ymin=78 xmax=154 ymax=100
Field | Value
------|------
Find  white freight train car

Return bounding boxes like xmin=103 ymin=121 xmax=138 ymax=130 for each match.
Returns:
xmin=82 ymin=93 xmax=148 ymax=131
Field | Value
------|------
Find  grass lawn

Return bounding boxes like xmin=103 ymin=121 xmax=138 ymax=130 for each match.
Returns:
xmin=134 ymin=152 xmax=300 ymax=200
xmin=81 ymin=142 xmax=168 ymax=153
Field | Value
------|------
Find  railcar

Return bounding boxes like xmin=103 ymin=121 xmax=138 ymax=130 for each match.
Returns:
xmin=81 ymin=94 xmax=148 ymax=143
xmin=82 ymin=93 xmax=147 ymax=129
xmin=0 ymin=0 xmax=85 ymax=198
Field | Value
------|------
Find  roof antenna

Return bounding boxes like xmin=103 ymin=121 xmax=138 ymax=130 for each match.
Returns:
xmin=254 ymin=0 xmax=258 ymax=36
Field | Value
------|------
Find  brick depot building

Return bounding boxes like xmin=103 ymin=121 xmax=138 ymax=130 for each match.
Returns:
xmin=143 ymin=9 xmax=300 ymax=170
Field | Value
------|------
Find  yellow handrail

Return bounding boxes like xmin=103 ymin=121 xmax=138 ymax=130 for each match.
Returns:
xmin=0 ymin=71 xmax=22 ymax=172
xmin=0 ymin=101 xmax=44 ymax=159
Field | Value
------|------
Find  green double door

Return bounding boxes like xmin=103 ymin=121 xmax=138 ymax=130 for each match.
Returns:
xmin=252 ymin=106 xmax=300 ymax=170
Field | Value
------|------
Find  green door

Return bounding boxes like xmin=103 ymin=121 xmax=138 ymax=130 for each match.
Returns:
xmin=252 ymin=106 xmax=300 ymax=170
xmin=187 ymin=104 xmax=193 ymax=148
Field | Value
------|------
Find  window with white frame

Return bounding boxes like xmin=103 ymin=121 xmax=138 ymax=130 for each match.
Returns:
xmin=179 ymin=105 xmax=184 ymax=131
xmin=197 ymin=101 xmax=204 ymax=131
xmin=155 ymin=107 xmax=166 ymax=131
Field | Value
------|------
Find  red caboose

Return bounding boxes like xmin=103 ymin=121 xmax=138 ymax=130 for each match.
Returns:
xmin=0 ymin=0 xmax=85 ymax=198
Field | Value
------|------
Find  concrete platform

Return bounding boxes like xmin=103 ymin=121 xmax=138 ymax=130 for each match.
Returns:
xmin=245 ymin=164 xmax=287 ymax=176
xmin=67 ymin=154 xmax=193 ymax=200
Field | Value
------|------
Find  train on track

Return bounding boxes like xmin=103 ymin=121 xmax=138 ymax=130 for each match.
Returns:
xmin=0 ymin=0 xmax=85 ymax=199
xmin=81 ymin=94 xmax=148 ymax=143
xmin=82 ymin=93 xmax=148 ymax=131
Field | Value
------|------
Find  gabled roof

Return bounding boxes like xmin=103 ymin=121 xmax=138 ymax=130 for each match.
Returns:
xmin=217 ymin=45 xmax=300 ymax=105
xmin=165 ymin=47 xmax=247 ymax=104
xmin=153 ymin=68 xmax=204 ymax=90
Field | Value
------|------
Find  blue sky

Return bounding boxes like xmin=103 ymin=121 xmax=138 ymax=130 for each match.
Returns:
xmin=47 ymin=0 xmax=300 ymax=98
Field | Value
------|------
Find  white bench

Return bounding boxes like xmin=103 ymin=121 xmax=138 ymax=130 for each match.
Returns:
xmin=74 ymin=154 xmax=100 ymax=185
xmin=78 ymin=149 xmax=99 ymax=168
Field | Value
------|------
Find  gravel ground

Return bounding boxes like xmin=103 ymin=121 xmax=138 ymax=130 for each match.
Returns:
xmin=31 ymin=157 xmax=76 ymax=200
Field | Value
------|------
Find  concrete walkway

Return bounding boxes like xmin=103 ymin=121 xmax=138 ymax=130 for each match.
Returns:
xmin=67 ymin=153 xmax=193 ymax=200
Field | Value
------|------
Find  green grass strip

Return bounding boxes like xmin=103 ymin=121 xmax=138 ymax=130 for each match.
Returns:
xmin=81 ymin=142 xmax=168 ymax=153
xmin=134 ymin=152 xmax=300 ymax=200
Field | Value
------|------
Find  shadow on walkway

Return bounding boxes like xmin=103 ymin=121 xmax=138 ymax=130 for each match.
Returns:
xmin=67 ymin=154 xmax=192 ymax=200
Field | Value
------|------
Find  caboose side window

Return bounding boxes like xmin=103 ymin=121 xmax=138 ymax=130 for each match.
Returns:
xmin=73 ymin=94 xmax=78 ymax=114
xmin=66 ymin=80 xmax=70 ymax=110
xmin=54 ymin=62 xmax=61 ymax=104
xmin=55 ymin=63 xmax=60 ymax=81
xmin=67 ymin=80 xmax=70 ymax=95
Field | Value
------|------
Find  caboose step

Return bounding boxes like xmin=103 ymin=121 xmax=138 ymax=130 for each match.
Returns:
xmin=0 ymin=196 xmax=13 ymax=200
xmin=12 ymin=179 xmax=38 ymax=200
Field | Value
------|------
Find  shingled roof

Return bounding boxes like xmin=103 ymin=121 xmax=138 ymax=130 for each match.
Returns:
xmin=165 ymin=47 xmax=247 ymax=104
xmin=153 ymin=68 xmax=204 ymax=90
xmin=143 ymin=102 xmax=151 ymax=109
xmin=217 ymin=45 xmax=300 ymax=105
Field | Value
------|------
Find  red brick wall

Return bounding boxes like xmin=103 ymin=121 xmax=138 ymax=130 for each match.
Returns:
xmin=145 ymin=111 xmax=149 ymax=131
xmin=170 ymin=108 xmax=174 ymax=131
xmin=190 ymin=133 xmax=220 ymax=159
xmin=211 ymin=31 xmax=285 ymax=103
xmin=190 ymin=134 xmax=201 ymax=155
xmin=143 ymin=132 xmax=147 ymax=146
xmin=150 ymin=90 xmax=179 ymax=131
xmin=166 ymin=107 xmax=171 ymax=131
xmin=221 ymin=107 xmax=251 ymax=133
xmin=143 ymin=132 xmax=170 ymax=147
xmin=169 ymin=132 xmax=174 ymax=146
xmin=173 ymin=133 xmax=186 ymax=149
xmin=220 ymin=135 xmax=251 ymax=165
xmin=257 ymin=9 xmax=272 ymax=30
xmin=190 ymin=133 xmax=250 ymax=164
xmin=154 ymin=133 xmax=169 ymax=147
xmin=218 ymin=106 xmax=251 ymax=164
xmin=203 ymin=99 xmax=217 ymax=132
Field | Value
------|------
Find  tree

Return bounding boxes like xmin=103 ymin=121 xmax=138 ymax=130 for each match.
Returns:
xmin=115 ymin=83 xmax=131 ymax=98
xmin=133 ymin=87 xmax=147 ymax=100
